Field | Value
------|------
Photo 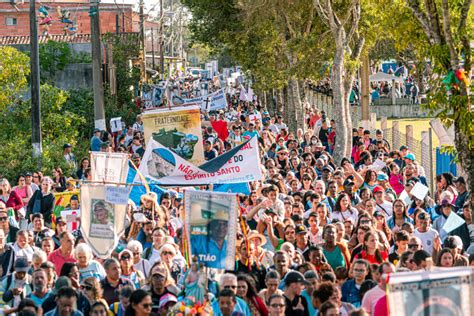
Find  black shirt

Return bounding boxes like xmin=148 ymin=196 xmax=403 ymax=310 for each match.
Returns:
xmin=284 ymin=294 xmax=310 ymax=316
xmin=100 ymin=277 xmax=135 ymax=305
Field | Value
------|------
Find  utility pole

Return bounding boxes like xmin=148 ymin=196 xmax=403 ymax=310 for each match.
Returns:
xmin=30 ymin=0 xmax=42 ymax=163
xmin=151 ymin=27 xmax=155 ymax=70
xmin=139 ymin=0 xmax=146 ymax=82
xmin=159 ymin=0 xmax=164 ymax=79
xmin=90 ymin=0 xmax=105 ymax=130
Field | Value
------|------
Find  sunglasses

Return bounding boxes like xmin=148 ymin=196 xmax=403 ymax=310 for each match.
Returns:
xmin=81 ymin=285 xmax=93 ymax=290
xmin=224 ymin=285 xmax=237 ymax=289
xmin=408 ymin=244 xmax=420 ymax=249
xmin=270 ymin=304 xmax=285 ymax=308
xmin=120 ymin=256 xmax=131 ymax=260
xmin=0 ymin=217 xmax=7 ymax=222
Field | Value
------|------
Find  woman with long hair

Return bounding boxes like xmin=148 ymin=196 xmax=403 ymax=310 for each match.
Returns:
xmin=0 ymin=178 xmax=24 ymax=214
xmin=12 ymin=174 xmax=33 ymax=204
xmin=124 ymin=289 xmax=152 ymax=316
xmin=301 ymin=173 xmax=314 ymax=191
xmin=362 ymin=169 xmax=378 ymax=191
xmin=387 ymin=199 xmax=413 ymax=233
xmin=81 ymin=276 xmax=110 ymax=308
xmin=76 ymin=158 xmax=90 ymax=180
xmin=237 ymin=273 xmax=268 ymax=316
xmin=118 ymin=250 xmax=145 ymax=288
xmin=51 ymin=167 xmax=66 ymax=192
xmin=436 ymin=248 xmax=455 ymax=268
xmin=147 ymin=261 xmax=176 ymax=311
xmin=355 ymin=231 xmax=388 ymax=264
xmin=316 ymin=203 xmax=331 ymax=227
xmin=332 ymin=192 xmax=359 ymax=224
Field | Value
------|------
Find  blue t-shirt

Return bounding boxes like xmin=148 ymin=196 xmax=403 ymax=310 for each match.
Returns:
xmin=191 ymin=235 xmax=228 ymax=269
xmin=301 ymin=290 xmax=316 ymax=315
xmin=27 ymin=291 xmax=52 ymax=306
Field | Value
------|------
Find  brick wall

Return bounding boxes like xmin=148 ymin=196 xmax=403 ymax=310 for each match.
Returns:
xmin=0 ymin=2 xmax=135 ymax=36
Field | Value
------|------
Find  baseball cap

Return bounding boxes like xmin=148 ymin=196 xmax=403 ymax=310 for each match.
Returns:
xmin=373 ymin=210 xmax=384 ymax=218
xmin=373 ymin=186 xmax=384 ymax=194
xmin=400 ymin=145 xmax=408 ymax=151
xmin=284 ymin=271 xmax=310 ymax=286
xmin=377 ymin=173 xmax=388 ymax=181
xmin=14 ymin=257 xmax=30 ymax=273
xmin=343 ymin=178 xmax=355 ymax=186
xmin=159 ymin=293 xmax=178 ymax=309
xmin=93 ymin=128 xmax=101 ymax=133
xmin=404 ymin=153 xmax=416 ymax=161
xmin=63 ymin=143 xmax=72 ymax=149
xmin=322 ymin=165 xmax=334 ymax=173
xmin=295 ymin=225 xmax=307 ymax=234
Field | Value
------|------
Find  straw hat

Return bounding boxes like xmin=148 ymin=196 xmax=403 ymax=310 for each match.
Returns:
xmin=247 ymin=230 xmax=267 ymax=246
xmin=212 ymin=210 xmax=229 ymax=221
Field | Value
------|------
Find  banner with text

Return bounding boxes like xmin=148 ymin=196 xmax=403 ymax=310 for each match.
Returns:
xmin=387 ymin=267 xmax=474 ymax=316
xmin=137 ymin=136 xmax=262 ymax=185
xmin=80 ymin=184 xmax=128 ymax=258
xmin=91 ymin=152 xmax=129 ymax=183
xmin=185 ymin=190 xmax=237 ymax=270
xmin=171 ymin=89 xmax=227 ymax=112
xmin=142 ymin=106 xmax=205 ymax=166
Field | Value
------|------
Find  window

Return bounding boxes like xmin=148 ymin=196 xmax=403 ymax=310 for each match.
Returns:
xmin=6 ymin=17 xmax=17 ymax=26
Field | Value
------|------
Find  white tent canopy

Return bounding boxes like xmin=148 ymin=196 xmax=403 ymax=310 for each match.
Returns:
xmin=369 ymin=71 xmax=403 ymax=83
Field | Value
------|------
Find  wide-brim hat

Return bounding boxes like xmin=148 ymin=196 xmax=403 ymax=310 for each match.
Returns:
xmin=247 ymin=230 xmax=267 ymax=246
xmin=212 ymin=210 xmax=229 ymax=221
xmin=140 ymin=192 xmax=158 ymax=204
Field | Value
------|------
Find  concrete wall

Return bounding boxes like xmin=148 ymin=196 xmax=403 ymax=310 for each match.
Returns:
xmin=53 ymin=63 xmax=92 ymax=90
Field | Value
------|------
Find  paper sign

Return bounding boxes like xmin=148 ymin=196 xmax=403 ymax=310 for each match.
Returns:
xmin=411 ymin=182 xmax=429 ymax=201
xmin=369 ymin=159 xmax=386 ymax=172
xmin=399 ymin=190 xmax=412 ymax=206
xmin=442 ymin=211 xmax=465 ymax=234
xmin=110 ymin=117 xmax=122 ymax=133
xmin=105 ymin=186 xmax=129 ymax=205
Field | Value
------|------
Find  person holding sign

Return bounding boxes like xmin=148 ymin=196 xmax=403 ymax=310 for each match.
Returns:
xmin=191 ymin=209 xmax=229 ymax=269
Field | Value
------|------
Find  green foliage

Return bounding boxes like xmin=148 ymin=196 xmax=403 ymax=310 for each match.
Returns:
xmin=0 ymin=84 xmax=87 ymax=180
xmin=63 ymin=88 xmax=95 ymax=139
xmin=39 ymin=41 xmax=73 ymax=84
xmin=0 ymin=47 xmax=30 ymax=110
xmin=102 ymin=33 xmax=141 ymax=120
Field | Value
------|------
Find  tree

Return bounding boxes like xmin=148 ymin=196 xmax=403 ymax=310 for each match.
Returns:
xmin=403 ymin=0 xmax=474 ymax=204
xmin=313 ymin=0 xmax=365 ymax=163
xmin=0 ymin=47 xmax=30 ymax=111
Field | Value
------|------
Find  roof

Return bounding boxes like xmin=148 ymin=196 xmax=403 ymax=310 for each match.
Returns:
xmin=0 ymin=32 xmax=139 ymax=45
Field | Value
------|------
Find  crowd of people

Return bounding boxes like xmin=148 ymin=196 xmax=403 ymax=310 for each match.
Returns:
xmin=0 ymin=86 xmax=472 ymax=316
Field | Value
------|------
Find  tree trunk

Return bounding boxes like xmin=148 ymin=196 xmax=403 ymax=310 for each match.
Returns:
xmin=280 ymin=87 xmax=287 ymax=116
xmin=287 ymin=78 xmax=304 ymax=134
xmin=331 ymin=44 xmax=352 ymax=164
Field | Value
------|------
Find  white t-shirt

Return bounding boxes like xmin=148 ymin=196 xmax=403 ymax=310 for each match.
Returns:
xmin=414 ymin=228 xmax=439 ymax=255
xmin=331 ymin=208 xmax=359 ymax=224
xmin=148 ymin=248 xmax=162 ymax=266
xmin=376 ymin=201 xmax=393 ymax=218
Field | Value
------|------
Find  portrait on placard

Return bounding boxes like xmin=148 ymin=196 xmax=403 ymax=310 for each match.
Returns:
xmin=185 ymin=191 xmax=237 ymax=270
xmin=89 ymin=199 xmax=114 ymax=239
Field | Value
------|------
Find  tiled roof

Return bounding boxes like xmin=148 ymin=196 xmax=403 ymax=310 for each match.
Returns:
xmin=0 ymin=32 xmax=139 ymax=45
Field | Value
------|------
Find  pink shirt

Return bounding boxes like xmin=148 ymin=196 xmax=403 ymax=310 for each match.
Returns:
xmin=361 ymin=285 xmax=385 ymax=315
xmin=48 ymin=248 xmax=77 ymax=273
xmin=389 ymin=174 xmax=404 ymax=195
xmin=373 ymin=295 xmax=388 ymax=316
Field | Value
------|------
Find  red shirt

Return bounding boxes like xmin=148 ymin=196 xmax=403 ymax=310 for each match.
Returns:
xmin=48 ymin=247 xmax=77 ymax=273
xmin=356 ymin=250 xmax=388 ymax=264
xmin=6 ymin=191 xmax=24 ymax=212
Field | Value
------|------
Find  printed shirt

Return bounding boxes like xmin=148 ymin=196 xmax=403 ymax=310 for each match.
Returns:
xmin=191 ymin=235 xmax=228 ymax=269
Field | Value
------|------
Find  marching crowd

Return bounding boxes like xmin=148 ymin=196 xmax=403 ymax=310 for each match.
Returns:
xmin=0 ymin=89 xmax=472 ymax=316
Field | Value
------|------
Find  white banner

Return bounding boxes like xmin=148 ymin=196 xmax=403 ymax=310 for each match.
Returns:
xmin=80 ymin=184 xmax=128 ymax=258
xmin=136 ymin=136 xmax=262 ymax=185
xmin=171 ymin=89 xmax=227 ymax=112
xmin=387 ymin=267 xmax=474 ymax=316
xmin=91 ymin=152 xmax=130 ymax=183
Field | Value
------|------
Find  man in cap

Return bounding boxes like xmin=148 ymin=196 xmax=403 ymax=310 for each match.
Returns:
xmin=191 ymin=210 xmax=230 ymax=269
xmin=63 ymin=143 xmax=77 ymax=170
xmin=413 ymin=211 xmax=439 ymax=255
xmin=24 ymin=172 xmax=39 ymax=193
xmin=93 ymin=201 xmax=111 ymax=225
xmin=433 ymin=191 xmax=470 ymax=249
xmin=90 ymin=128 xmax=102 ymax=152
xmin=294 ymin=225 xmax=310 ymax=255
xmin=283 ymin=271 xmax=310 ymax=316
xmin=1 ymin=257 xmax=33 ymax=307
xmin=373 ymin=186 xmax=393 ymax=217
